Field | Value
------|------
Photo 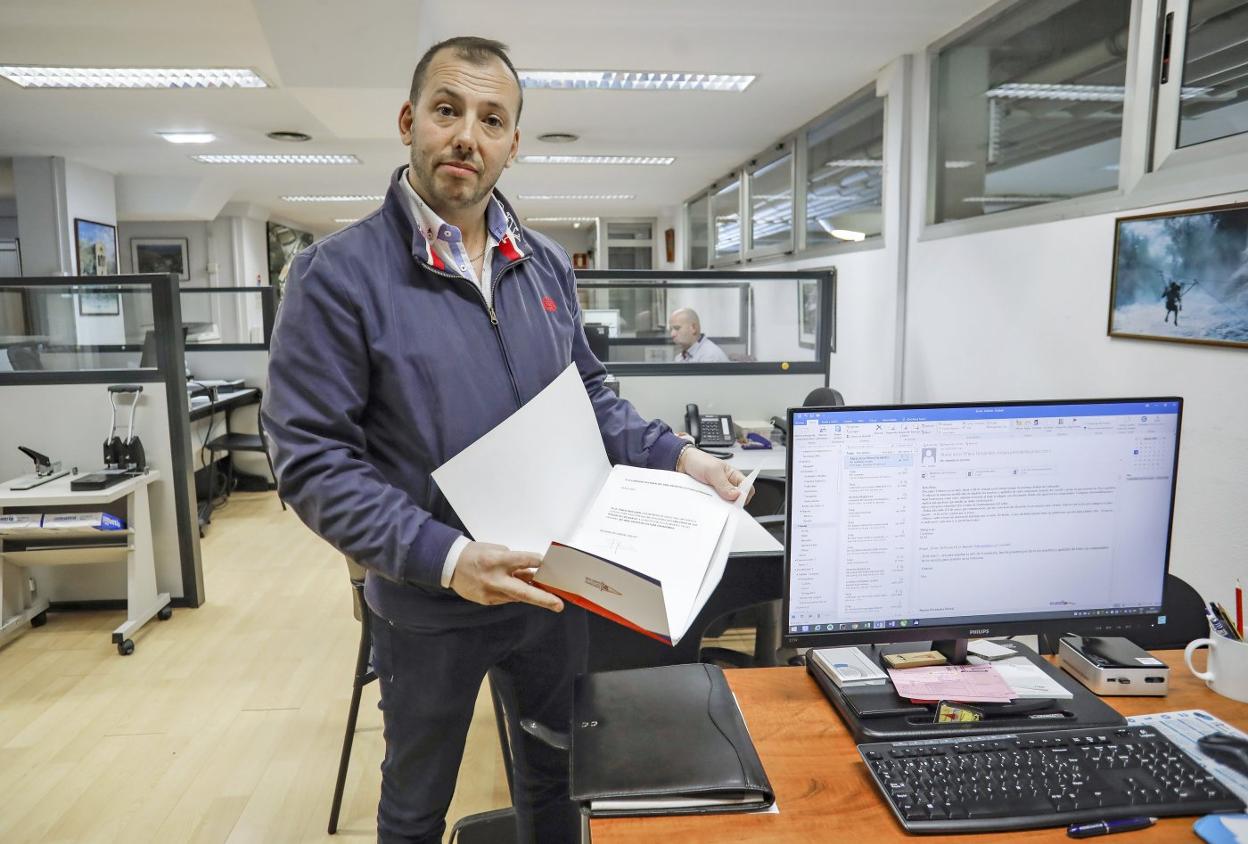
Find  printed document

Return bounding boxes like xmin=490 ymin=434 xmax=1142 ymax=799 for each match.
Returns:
xmin=887 ymin=664 xmax=1016 ymax=703
xmin=432 ymin=364 xmax=763 ymax=645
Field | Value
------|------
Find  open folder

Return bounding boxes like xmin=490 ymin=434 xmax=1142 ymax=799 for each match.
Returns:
xmin=432 ymin=364 xmax=761 ymax=646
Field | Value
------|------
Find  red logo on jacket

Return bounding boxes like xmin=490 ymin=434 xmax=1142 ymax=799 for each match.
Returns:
xmin=541 ymin=295 xmax=558 ymax=313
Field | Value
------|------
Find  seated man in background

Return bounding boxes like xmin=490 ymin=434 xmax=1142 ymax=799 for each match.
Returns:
xmin=669 ymin=307 xmax=729 ymax=362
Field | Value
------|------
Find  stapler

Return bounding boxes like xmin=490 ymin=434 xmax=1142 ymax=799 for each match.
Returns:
xmin=7 ymin=446 xmax=71 ymax=490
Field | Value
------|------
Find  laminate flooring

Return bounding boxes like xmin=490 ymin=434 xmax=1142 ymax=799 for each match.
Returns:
xmin=0 ymin=492 xmax=510 ymax=843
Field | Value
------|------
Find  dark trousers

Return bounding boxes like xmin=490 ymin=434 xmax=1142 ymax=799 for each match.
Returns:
xmin=369 ymin=603 xmax=587 ymax=844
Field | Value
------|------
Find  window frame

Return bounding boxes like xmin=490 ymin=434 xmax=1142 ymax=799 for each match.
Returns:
xmin=707 ymin=171 xmax=745 ymax=269
xmin=744 ymin=138 xmax=797 ymax=261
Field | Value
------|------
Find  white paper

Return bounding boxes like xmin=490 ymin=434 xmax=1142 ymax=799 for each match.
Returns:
xmin=967 ymin=638 xmax=1015 ymax=659
xmin=967 ymin=655 xmax=1074 ymax=699
xmin=432 ymin=365 xmax=610 ymax=554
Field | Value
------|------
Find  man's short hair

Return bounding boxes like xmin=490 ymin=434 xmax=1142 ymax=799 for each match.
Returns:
xmin=672 ymin=307 xmax=701 ymax=328
xmin=409 ymin=36 xmax=524 ymax=125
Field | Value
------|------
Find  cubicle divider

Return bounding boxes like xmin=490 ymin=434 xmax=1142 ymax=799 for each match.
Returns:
xmin=0 ymin=274 xmax=204 ymax=607
xmin=574 ymin=269 xmax=835 ymax=430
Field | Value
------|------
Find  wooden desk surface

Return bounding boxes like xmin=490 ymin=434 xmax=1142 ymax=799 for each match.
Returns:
xmin=591 ymin=650 xmax=1248 ymax=843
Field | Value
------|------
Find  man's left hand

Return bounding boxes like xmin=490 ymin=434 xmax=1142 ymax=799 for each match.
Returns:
xmin=678 ymin=446 xmax=754 ymax=504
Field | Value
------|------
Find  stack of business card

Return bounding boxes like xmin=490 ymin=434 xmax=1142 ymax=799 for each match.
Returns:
xmin=810 ymin=647 xmax=889 ymax=687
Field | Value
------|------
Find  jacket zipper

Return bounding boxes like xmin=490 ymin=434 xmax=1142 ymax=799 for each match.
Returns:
xmin=424 ymin=254 xmax=532 ymax=408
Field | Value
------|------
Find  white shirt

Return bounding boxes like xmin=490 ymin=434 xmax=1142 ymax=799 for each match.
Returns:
xmin=675 ymin=334 xmax=730 ymax=363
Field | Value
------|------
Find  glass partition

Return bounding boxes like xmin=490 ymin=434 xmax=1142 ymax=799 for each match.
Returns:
xmin=0 ymin=280 xmax=273 ymax=374
xmin=748 ymin=146 xmax=795 ymax=255
xmin=711 ymin=178 xmax=742 ymax=263
xmin=1177 ymin=0 xmax=1248 ymax=149
xmin=931 ymin=0 xmax=1132 ymax=222
xmin=806 ymin=91 xmax=885 ymax=246
xmin=575 ymin=270 xmax=834 ymax=374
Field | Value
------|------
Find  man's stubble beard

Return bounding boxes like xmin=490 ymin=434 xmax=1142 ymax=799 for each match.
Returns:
xmin=411 ymin=150 xmax=498 ymax=212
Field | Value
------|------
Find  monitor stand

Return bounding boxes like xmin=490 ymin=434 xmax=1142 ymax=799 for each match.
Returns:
xmin=809 ymin=639 xmax=1126 ymax=743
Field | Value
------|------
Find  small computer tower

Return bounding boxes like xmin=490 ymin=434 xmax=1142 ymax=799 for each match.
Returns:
xmin=1058 ymin=636 xmax=1169 ymax=696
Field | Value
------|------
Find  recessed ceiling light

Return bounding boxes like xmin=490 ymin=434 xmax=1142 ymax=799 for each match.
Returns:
xmin=518 ymin=194 xmax=634 ymax=200
xmin=193 ymin=154 xmax=360 ymax=164
xmin=526 ymin=216 xmax=598 ymax=223
xmin=944 ymin=160 xmax=976 ymax=169
xmin=537 ymin=132 xmax=580 ymax=144
xmin=282 ymin=194 xmax=384 ymax=202
xmin=267 ymin=130 xmax=312 ymax=142
xmin=0 ymin=65 xmax=267 ymax=89
xmin=518 ymin=155 xmax=674 ymax=165
xmin=520 ymin=71 xmax=755 ymax=92
xmin=158 ymin=132 xmax=216 ymax=144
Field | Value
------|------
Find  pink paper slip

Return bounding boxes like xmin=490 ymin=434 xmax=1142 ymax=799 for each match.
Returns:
xmin=887 ymin=664 xmax=1016 ymax=703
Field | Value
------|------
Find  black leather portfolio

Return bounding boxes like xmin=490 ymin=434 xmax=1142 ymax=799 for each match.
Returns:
xmin=570 ymin=663 xmax=775 ymax=816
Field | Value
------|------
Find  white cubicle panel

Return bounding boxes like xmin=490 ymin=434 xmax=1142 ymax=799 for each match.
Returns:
xmin=0 ymin=382 xmax=197 ymax=602
xmin=615 ymin=372 xmax=827 ymax=434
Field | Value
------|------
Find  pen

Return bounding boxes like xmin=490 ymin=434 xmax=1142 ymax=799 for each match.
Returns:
xmin=1067 ymin=816 xmax=1157 ymax=838
xmin=1236 ymin=579 xmax=1243 ymax=638
xmin=1213 ymin=602 xmax=1242 ymax=641
xmin=1207 ymin=604 xmax=1234 ymax=639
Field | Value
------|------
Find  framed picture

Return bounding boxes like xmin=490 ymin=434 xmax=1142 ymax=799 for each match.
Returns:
xmin=798 ymin=278 xmax=818 ymax=349
xmin=78 ymin=289 xmax=120 ymax=316
xmin=74 ymin=218 xmax=117 ymax=276
xmin=1109 ymin=201 xmax=1248 ymax=349
xmin=131 ymin=237 xmax=190 ymax=281
xmin=267 ymin=221 xmax=314 ymax=294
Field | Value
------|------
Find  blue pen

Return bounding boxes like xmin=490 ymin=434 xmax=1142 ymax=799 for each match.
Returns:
xmin=1067 ymin=816 xmax=1157 ymax=838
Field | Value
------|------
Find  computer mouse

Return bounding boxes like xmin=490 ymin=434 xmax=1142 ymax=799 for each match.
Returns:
xmin=1197 ymin=732 xmax=1248 ymax=778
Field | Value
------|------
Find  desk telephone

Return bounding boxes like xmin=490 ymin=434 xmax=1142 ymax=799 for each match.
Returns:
xmin=685 ymin=404 xmax=735 ymax=448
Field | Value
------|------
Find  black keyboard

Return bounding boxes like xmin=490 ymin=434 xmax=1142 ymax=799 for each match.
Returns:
xmin=860 ymin=725 xmax=1245 ymax=834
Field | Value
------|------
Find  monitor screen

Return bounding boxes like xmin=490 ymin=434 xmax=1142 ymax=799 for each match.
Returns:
xmin=783 ymin=397 xmax=1182 ymax=649
xmin=584 ymin=322 xmax=611 ymax=362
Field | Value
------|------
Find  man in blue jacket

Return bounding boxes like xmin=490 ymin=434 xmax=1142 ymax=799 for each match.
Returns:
xmin=262 ymin=36 xmax=749 ymax=844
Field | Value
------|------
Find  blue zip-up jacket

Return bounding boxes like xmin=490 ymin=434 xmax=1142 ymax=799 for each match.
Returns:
xmin=262 ymin=166 xmax=685 ymax=626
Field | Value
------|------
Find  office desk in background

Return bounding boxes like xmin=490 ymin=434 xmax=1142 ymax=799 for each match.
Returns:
xmin=721 ymin=442 xmax=786 ymax=474
xmin=591 ymin=650 xmax=1248 ymax=844
xmin=188 ymin=385 xmax=259 ymax=423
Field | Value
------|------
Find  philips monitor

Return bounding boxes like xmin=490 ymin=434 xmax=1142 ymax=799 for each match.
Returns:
xmin=783 ymin=397 xmax=1182 ymax=661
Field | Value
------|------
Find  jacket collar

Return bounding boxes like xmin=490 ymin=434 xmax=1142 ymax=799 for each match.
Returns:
xmin=385 ymin=165 xmax=527 ymax=271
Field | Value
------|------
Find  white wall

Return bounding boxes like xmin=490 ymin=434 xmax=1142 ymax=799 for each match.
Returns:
xmin=63 ymin=159 xmax=124 ymax=345
xmin=904 ymin=195 xmax=1248 ymax=606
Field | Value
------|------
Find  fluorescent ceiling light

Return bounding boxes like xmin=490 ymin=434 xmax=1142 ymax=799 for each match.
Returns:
xmin=526 ymin=216 xmax=598 ymax=223
xmin=333 ymin=218 xmax=359 ymax=223
xmin=825 ymin=159 xmax=883 ymax=168
xmin=944 ymin=160 xmax=975 ymax=169
xmin=962 ymin=195 xmax=1070 ymax=204
xmin=159 ymin=132 xmax=216 ymax=144
xmin=518 ymin=155 xmax=674 ymax=165
xmin=520 ymin=71 xmax=754 ymax=92
xmin=193 ymin=154 xmax=359 ymax=165
xmin=282 ymin=194 xmax=384 ymax=202
xmin=518 ymin=194 xmax=634 ymax=200
xmin=0 ymin=65 xmax=267 ymax=89
xmin=830 ymin=229 xmax=866 ymax=242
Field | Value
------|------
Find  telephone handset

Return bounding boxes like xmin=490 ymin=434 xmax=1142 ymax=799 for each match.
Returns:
xmin=685 ymin=404 xmax=735 ymax=449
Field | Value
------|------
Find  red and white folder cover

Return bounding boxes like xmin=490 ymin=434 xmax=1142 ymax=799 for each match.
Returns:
xmin=433 ymin=365 xmax=765 ymax=646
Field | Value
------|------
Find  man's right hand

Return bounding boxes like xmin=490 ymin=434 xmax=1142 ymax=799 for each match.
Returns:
xmin=450 ymin=542 xmax=564 ymax=613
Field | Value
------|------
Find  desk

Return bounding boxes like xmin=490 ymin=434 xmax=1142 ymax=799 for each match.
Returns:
xmin=723 ymin=442 xmax=786 ymax=474
xmin=591 ymin=650 xmax=1248 ymax=843
xmin=0 ymin=471 xmax=170 ymax=655
xmin=188 ymin=386 xmax=259 ymax=423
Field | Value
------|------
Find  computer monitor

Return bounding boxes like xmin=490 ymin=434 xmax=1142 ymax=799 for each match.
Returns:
xmin=584 ymin=322 xmax=610 ymax=362
xmin=783 ymin=397 xmax=1183 ymax=661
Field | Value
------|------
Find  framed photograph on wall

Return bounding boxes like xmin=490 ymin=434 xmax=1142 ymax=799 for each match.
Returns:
xmin=78 ymin=289 xmax=120 ymax=316
xmin=74 ymin=218 xmax=118 ymax=276
xmin=131 ymin=237 xmax=190 ymax=281
xmin=797 ymin=278 xmax=818 ymax=349
xmin=1109 ymin=202 xmax=1248 ymax=350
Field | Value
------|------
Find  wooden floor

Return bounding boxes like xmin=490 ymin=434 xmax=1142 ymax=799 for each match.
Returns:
xmin=0 ymin=492 xmax=511 ymax=843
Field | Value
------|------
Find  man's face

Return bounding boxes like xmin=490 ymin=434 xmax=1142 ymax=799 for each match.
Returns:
xmin=399 ymin=50 xmax=520 ymax=216
xmin=669 ymin=312 xmax=699 ymax=351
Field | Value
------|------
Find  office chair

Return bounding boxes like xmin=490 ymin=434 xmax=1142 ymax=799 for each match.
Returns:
xmin=6 ymin=342 xmax=44 ymax=371
xmin=203 ymin=387 xmax=286 ymax=520
xmin=1036 ymin=573 xmax=1208 ymax=655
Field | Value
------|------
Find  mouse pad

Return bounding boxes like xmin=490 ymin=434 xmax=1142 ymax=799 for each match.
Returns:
xmin=1128 ymin=710 xmax=1248 ymax=806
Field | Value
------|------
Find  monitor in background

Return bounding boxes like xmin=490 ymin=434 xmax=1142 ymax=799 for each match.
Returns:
xmin=139 ymin=326 xmax=190 ymax=368
xmin=584 ymin=322 xmax=610 ymax=363
xmin=783 ymin=397 xmax=1183 ymax=662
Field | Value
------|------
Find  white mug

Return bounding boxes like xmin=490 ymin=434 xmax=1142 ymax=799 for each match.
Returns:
xmin=1185 ymin=632 xmax=1248 ymax=704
